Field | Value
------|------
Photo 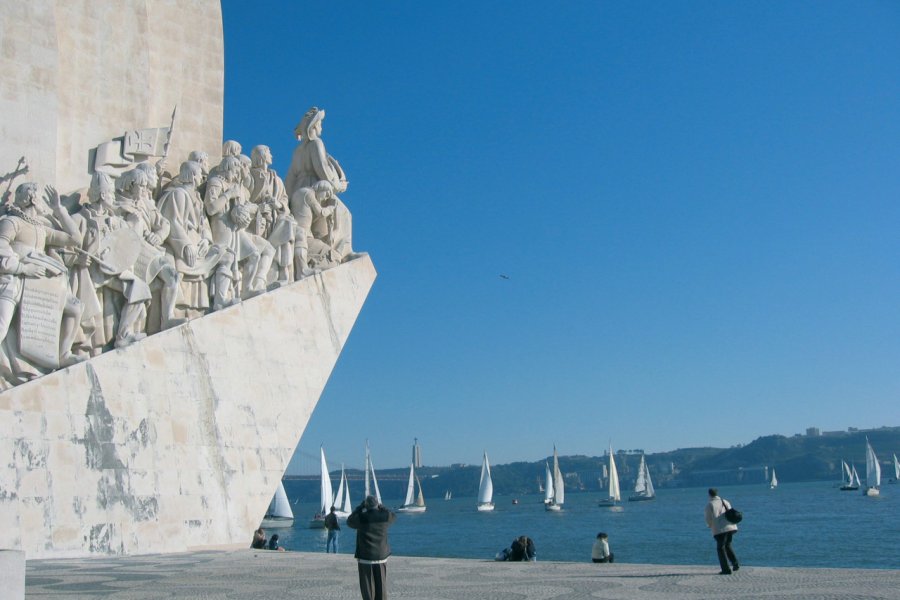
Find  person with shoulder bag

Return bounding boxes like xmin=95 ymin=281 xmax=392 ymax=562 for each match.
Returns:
xmin=704 ymin=488 xmax=740 ymax=574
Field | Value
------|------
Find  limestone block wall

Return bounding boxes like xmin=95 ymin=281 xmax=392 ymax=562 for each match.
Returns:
xmin=0 ymin=0 xmax=224 ymax=194
xmin=0 ymin=256 xmax=376 ymax=558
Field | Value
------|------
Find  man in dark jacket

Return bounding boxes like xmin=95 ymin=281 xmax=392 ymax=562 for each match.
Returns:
xmin=347 ymin=495 xmax=397 ymax=600
xmin=324 ymin=505 xmax=340 ymax=553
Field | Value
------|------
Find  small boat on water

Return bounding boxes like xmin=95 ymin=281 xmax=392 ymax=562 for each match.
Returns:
xmin=397 ymin=441 xmax=426 ymax=513
xmin=476 ymin=451 xmax=495 ymax=512
xmin=545 ymin=446 xmax=564 ymax=511
xmin=769 ymin=468 xmax=778 ymax=490
xmin=542 ymin=461 xmax=553 ymax=505
xmin=598 ymin=444 xmax=620 ymax=507
xmin=891 ymin=453 xmax=899 ymax=484
xmin=397 ymin=462 xmax=427 ymax=513
xmin=839 ymin=459 xmax=860 ymax=491
xmin=628 ymin=454 xmax=655 ymax=502
xmin=364 ymin=440 xmax=383 ymax=505
xmin=310 ymin=446 xmax=333 ymax=528
xmin=333 ymin=465 xmax=353 ymax=518
xmin=444 ymin=490 xmax=452 ymax=500
xmin=261 ymin=481 xmax=294 ymax=528
xmin=863 ymin=437 xmax=881 ymax=497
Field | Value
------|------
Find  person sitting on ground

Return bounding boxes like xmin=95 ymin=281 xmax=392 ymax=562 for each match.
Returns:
xmin=251 ymin=527 xmax=266 ymax=549
xmin=508 ymin=536 xmax=536 ymax=561
xmin=268 ymin=534 xmax=285 ymax=552
xmin=591 ymin=532 xmax=614 ymax=563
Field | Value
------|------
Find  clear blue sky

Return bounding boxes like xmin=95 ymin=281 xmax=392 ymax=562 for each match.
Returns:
xmin=221 ymin=1 xmax=900 ymax=474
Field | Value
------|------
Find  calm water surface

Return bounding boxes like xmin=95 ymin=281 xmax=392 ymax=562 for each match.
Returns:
xmin=271 ymin=481 xmax=900 ymax=569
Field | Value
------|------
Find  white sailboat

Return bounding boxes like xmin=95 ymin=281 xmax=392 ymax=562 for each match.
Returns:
xmin=542 ymin=461 xmax=553 ymax=505
xmin=769 ymin=467 xmax=778 ymax=489
xmin=364 ymin=441 xmax=382 ymax=504
xmin=476 ymin=451 xmax=495 ymax=512
xmin=863 ymin=437 xmax=881 ymax=497
xmin=444 ymin=490 xmax=452 ymax=500
xmin=628 ymin=454 xmax=655 ymax=502
xmin=396 ymin=462 xmax=427 ymax=513
xmin=839 ymin=460 xmax=857 ymax=490
xmin=333 ymin=465 xmax=353 ymax=518
xmin=261 ymin=481 xmax=294 ymax=528
xmin=597 ymin=445 xmax=620 ymax=507
xmin=310 ymin=446 xmax=334 ymax=528
xmin=545 ymin=446 xmax=564 ymax=511
xmin=891 ymin=453 xmax=899 ymax=484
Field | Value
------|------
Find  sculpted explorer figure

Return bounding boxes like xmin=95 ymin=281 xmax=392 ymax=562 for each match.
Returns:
xmin=249 ymin=145 xmax=295 ymax=283
xmin=115 ymin=168 xmax=185 ymax=333
xmin=204 ymin=156 xmax=275 ymax=308
xmin=0 ymin=183 xmax=84 ymax=386
xmin=285 ymin=107 xmax=348 ymax=198
xmin=157 ymin=161 xmax=222 ymax=319
xmin=69 ymin=173 xmax=152 ymax=354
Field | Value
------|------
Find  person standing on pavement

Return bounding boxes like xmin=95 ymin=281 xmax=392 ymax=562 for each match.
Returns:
xmin=704 ymin=488 xmax=739 ymax=575
xmin=347 ymin=495 xmax=396 ymax=600
xmin=324 ymin=505 xmax=340 ymax=553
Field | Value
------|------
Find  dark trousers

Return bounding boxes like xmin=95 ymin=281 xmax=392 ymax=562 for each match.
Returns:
xmin=592 ymin=553 xmax=614 ymax=563
xmin=714 ymin=532 xmax=738 ymax=572
xmin=357 ymin=562 xmax=387 ymax=600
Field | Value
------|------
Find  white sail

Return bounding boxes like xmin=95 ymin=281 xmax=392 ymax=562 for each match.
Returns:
xmin=415 ymin=476 xmax=426 ymax=507
xmin=629 ymin=455 xmax=655 ymax=501
xmin=851 ymin=464 xmax=861 ymax=488
xmin=841 ymin=460 xmax=852 ymax=485
xmin=543 ymin=461 xmax=554 ymax=504
xmin=335 ymin=466 xmax=352 ymax=516
xmin=402 ymin=463 xmax=416 ymax=506
xmin=477 ymin=452 xmax=494 ymax=510
xmin=397 ymin=459 xmax=427 ymax=513
xmin=893 ymin=453 xmax=899 ymax=480
xmin=552 ymin=446 xmax=564 ymax=506
xmin=319 ymin=447 xmax=334 ymax=514
xmin=262 ymin=480 xmax=295 ymax=528
xmin=598 ymin=445 xmax=621 ymax=507
xmin=364 ymin=442 xmax=382 ymax=504
xmin=770 ymin=468 xmax=778 ymax=489
xmin=334 ymin=465 xmax=345 ymax=510
xmin=268 ymin=481 xmax=294 ymax=519
xmin=864 ymin=438 xmax=881 ymax=496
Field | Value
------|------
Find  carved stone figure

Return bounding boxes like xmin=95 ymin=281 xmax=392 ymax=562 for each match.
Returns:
xmin=69 ymin=173 xmax=152 ymax=354
xmin=115 ymin=168 xmax=185 ymax=333
xmin=157 ymin=161 xmax=221 ymax=319
xmin=249 ymin=145 xmax=295 ymax=283
xmin=285 ymin=107 xmax=348 ymax=198
xmin=0 ymin=183 xmax=84 ymax=387
xmin=290 ymin=181 xmax=338 ymax=276
xmin=204 ymin=156 xmax=275 ymax=308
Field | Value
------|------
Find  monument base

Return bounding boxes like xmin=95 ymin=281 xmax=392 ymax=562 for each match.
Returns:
xmin=0 ymin=256 xmax=376 ymax=558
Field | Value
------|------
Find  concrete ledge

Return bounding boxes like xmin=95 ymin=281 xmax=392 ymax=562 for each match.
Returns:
xmin=1 ymin=549 xmax=25 ymax=600
xmin=25 ymin=549 xmax=900 ymax=599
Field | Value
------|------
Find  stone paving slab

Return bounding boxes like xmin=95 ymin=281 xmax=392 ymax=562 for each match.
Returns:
xmin=24 ymin=550 xmax=900 ymax=600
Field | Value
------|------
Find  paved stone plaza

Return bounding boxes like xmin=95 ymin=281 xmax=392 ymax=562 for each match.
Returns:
xmin=24 ymin=550 xmax=900 ymax=599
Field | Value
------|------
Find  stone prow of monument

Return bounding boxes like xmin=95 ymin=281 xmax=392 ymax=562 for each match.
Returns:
xmin=0 ymin=255 xmax=376 ymax=558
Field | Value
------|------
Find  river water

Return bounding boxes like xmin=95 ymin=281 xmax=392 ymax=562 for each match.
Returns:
xmin=270 ymin=480 xmax=899 ymax=569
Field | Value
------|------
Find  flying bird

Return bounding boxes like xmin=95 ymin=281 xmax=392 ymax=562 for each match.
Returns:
xmin=499 ymin=274 xmax=510 ymax=280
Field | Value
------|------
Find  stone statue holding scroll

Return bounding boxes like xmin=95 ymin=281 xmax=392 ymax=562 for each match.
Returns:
xmin=0 ymin=182 xmax=84 ymax=387
xmin=115 ymin=168 xmax=186 ymax=333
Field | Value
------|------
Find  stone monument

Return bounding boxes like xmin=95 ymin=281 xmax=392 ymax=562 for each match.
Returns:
xmin=0 ymin=1 xmax=376 ymax=558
